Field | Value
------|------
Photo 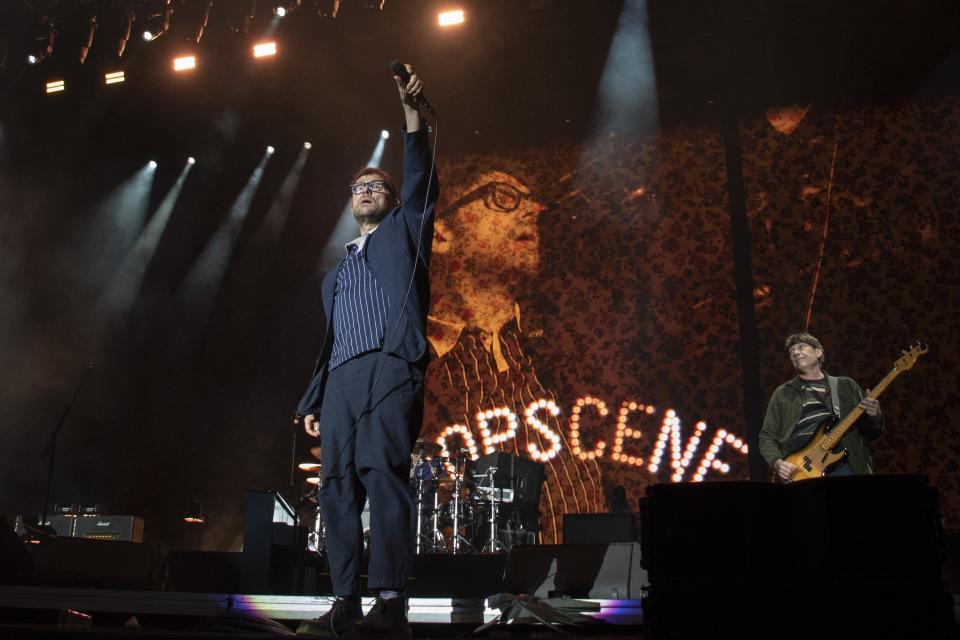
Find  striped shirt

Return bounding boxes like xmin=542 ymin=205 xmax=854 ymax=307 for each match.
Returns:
xmin=328 ymin=234 xmax=390 ymax=370
xmin=787 ymin=377 xmax=834 ymax=452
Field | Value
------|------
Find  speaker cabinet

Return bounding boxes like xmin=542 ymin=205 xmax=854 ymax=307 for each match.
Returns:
xmin=74 ymin=515 xmax=144 ymax=542
xmin=501 ymin=542 xmax=646 ymax=599
xmin=563 ymin=513 xmax=637 ymax=544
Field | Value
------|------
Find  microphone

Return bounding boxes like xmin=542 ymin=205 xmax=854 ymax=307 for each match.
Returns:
xmin=390 ymin=59 xmax=436 ymax=117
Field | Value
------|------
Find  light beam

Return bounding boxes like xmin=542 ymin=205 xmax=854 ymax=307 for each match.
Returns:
xmin=179 ymin=149 xmax=273 ymax=316
xmin=99 ymin=160 xmax=193 ymax=318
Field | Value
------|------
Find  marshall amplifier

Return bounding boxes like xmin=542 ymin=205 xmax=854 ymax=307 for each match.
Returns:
xmin=16 ymin=515 xmax=76 ymax=538
xmin=74 ymin=515 xmax=144 ymax=542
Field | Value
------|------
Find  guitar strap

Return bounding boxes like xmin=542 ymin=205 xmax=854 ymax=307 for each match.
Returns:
xmin=827 ymin=374 xmax=841 ymax=419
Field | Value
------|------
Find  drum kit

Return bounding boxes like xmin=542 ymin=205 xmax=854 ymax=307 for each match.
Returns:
xmin=296 ymin=440 xmax=533 ymax=555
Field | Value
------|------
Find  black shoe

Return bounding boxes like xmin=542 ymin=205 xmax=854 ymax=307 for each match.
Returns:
xmin=348 ymin=596 xmax=410 ymax=639
xmin=297 ymin=597 xmax=363 ymax=637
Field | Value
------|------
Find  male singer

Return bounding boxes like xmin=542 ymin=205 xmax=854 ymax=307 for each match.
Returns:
xmin=296 ymin=64 xmax=437 ymax=638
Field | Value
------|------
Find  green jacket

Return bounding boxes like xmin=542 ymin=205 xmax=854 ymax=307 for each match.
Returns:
xmin=759 ymin=374 xmax=884 ymax=475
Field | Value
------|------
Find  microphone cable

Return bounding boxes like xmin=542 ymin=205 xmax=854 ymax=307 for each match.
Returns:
xmin=319 ymin=113 xmax=439 ymax=486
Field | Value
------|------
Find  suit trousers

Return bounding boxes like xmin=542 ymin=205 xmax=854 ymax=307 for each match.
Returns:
xmin=317 ymin=351 xmax=423 ymax=595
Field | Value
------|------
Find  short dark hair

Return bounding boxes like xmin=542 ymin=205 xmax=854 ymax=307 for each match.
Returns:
xmin=784 ymin=332 xmax=826 ymax=365
xmin=349 ymin=167 xmax=399 ymax=206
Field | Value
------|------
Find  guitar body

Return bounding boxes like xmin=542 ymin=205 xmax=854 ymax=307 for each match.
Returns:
xmin=783 ymin=421 xmax=848 ymax=480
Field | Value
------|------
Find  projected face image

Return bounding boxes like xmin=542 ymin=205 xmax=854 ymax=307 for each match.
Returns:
xmin=424 ymin=168 xmax=604 ymax=544
xmin=439 ymin=171 xmax=543 ymax=275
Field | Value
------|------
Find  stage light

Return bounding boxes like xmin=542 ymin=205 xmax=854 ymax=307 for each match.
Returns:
xmin=148 ymin=160 xmax=158 ymax=169
xmin=194 ymin=0 xmax=213 ymax=43
xmin=303 ymin=142 xmax=312 ymax=149
xmin=266 ymin=145 xmax=275 ymax=155
xmin=173 ymin=55 xmax=196 ymax=71
xmin=79 ymin=16 xmax=97 ymax=64
xmin=117 ymin=10 xmax=134 ymax=57
xmin=27 ymin=16 xmax=57 ymax=65
xmin=438 ymin=9 xmax=465 ymax=26
xmin=142 ymin=0 xmax=172 ymax=43
xmin=104 ymin=71 xmax=125 ymax=85
xmin=275 ymin=6 xmax=287 ymax=17
xmin=45 ymin=79 xmax=65 ymax=94
xmin=317 ymin=0 xmax=341 ymax=18
xmin=380 ymin=129 xmax=390 ymax=140
xmin=187 ymin=157 xmax=196 ymax=165
xmin=253 ymin=42 xmax=277 ymax=58
xmin=183 ymin=500 xmax=205 ymax=525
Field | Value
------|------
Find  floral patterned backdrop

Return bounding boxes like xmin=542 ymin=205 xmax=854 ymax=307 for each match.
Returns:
xmin=421 ymin=95 xmax=960 ymax=541
xmin=745 ymin=97 xmax=960 ymax=528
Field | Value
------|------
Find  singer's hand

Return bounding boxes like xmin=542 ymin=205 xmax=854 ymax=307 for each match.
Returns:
xmin=303 ymin=414 xmax=320 ymax=437
xmin=394 ymin=64 xmax=424 ymax=132
xmin=394 ymin=63 xmax=423 ymax=109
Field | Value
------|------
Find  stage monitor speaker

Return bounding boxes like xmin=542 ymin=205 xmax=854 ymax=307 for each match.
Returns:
xmin=74 ymin=515 xmax=144 ymax=542
xmin=563 ymin=513 xmax=637 ymax=544
xmin=501 ymin=542 xmax=647 ymax=599
xmin=169 ymin=550 xmax=243 ymax=593
xmin=31 ymin=537 xmax=161 ymax=590
xmin=0 ymin=518 xmax=32 ymax=584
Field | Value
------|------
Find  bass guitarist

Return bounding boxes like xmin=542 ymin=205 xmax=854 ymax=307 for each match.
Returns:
xmin=760 ymin=333 xmax=883 ymax=482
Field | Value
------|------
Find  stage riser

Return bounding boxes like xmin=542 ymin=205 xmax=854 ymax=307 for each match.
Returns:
xmin=639 ymin=475 xmax=955 ymax=638
xmin=643 ymin=585 xmax=955 ymax=639
xmin=641 ymin=475 xmax=944 ymax=584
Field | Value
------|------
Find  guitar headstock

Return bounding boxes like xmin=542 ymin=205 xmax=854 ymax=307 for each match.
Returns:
xmin=894 ymin=341 xmax=929 ymax=371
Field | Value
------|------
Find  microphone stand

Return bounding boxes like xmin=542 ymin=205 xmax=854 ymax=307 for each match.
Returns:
xmin=39 ymin=361 xmax=95 ymax=533
xmin=289 ymin=413 xmax=300 ymax=487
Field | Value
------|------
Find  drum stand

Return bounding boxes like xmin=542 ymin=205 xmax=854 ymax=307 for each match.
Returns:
xmin=414 ymin=475 xmax=446 ymax=554
xmin=476 ymin=466 xmax=508 ymax=553
xmin=309 ymin=493 xmax=325 ymax=555
xmin=413 ymin=476 xmax=427 ymax=554
xmin=449 ymin=455 xmax=474 ymax=554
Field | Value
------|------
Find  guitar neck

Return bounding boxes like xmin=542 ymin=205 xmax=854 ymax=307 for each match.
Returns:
xmin=819 ymin=370 xmax=896 ymax=449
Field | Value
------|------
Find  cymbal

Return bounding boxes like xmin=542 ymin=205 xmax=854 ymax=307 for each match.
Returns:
xmin=309 ymin=446 xmax=321 ymax=460
xmin=412 ymin=441 xmax=442 ymax=457
xmin=298 ymin=462 xmax=321 ymax=472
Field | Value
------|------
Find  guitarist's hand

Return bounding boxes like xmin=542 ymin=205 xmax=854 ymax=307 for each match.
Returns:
xmin=773 ymin=459 xmax=799 ymax=482
xmin=859 ymin=392 xmax=881 ymax=418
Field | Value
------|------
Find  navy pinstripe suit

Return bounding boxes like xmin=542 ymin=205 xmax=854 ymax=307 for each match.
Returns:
xmin=297 ymin=128 xmax=437 ymax=595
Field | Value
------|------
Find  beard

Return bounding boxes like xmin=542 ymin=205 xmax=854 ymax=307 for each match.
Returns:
xmin=352 ymin=201 xmax=389 ymax=226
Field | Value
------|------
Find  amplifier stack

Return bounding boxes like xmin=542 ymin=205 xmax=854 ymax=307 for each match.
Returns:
xmin=17 ymin=505 xmax=143 ymax=543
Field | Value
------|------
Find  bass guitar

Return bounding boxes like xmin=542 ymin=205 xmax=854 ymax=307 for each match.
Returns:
xmin=784 ymin=342 xmax=927 ymax=481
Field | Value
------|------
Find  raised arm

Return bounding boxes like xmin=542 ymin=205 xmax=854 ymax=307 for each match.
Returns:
xmin=393 ymin=65 xmax=439 ymax=246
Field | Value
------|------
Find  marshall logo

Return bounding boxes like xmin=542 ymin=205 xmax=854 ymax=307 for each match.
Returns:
xmin=96 ymin=521 xmax=111 ymax=527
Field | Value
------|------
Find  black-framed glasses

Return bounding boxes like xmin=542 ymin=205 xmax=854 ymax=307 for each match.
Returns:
xmin=350 ymin=180 xmax=387 ymax=196
xmin=446 ymin=181 xmax=533 ymax=213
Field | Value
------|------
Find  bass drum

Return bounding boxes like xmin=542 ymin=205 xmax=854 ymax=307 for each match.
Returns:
xmin=437 ymin=497 xmax=477 ymax=552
